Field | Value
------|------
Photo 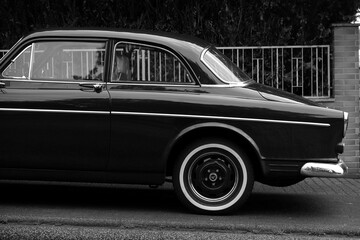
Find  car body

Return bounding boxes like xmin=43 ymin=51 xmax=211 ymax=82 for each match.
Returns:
xmin=0 ymin=29 xmax=348 ymax=214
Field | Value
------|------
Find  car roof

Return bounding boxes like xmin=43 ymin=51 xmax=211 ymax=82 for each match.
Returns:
xmin=22 ymin=28 xmax=211 ymax=50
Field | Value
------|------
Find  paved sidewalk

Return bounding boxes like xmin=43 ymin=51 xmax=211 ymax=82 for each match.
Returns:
xmin=253 ymin=177 xmax=360 ymax=196
xmin=1 ymin=177 xmax=359 ymax=239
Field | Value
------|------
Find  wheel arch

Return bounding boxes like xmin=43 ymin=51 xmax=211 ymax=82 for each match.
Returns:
xmin=165 ymin=122 xmax=264 ymax=180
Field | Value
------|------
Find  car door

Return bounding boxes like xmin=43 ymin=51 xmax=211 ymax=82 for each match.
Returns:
xmin=107 ymin=41 xmax=197 ymax=179
xmin=0 ymin=40 xmax=111 ymax=172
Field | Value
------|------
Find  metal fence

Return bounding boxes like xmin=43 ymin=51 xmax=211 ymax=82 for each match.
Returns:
xmin=217 ymin=45 xmax=331 ymax=98
xmin=0 ymin=50 xmax=7 ymax=60
xmin=0 ymin=45 xmax=331 ymax=98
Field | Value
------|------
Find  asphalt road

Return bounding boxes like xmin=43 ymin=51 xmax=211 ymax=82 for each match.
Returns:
xmin=0 ymin=181 xmax=359 ymax=239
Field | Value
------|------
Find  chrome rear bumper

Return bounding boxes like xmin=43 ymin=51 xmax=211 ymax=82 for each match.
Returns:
xmin=300 ymin=160 xmax=348 ymax=177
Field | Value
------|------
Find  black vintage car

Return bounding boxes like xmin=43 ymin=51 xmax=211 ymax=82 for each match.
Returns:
xmin=0 ymin=30 xmax=348 ymax=214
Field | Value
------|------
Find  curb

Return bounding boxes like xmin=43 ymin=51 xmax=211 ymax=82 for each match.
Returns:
xmin=1 ymin=216 xmax=360 ymax=238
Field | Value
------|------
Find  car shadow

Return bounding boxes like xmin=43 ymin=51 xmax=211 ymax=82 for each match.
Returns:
xmin=0 ymin=182 xmax=330 ymax=216
xmin=242 ymin=192 xmax=328 ymax=216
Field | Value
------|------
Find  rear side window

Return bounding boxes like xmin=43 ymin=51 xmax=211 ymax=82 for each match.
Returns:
xmin=112 ymin=42 xmax=194 ymax=84
xmin=2 ymin=41 xmax=106 ymax=81
xmin=201 ymin=47 xmax=252 ymax=85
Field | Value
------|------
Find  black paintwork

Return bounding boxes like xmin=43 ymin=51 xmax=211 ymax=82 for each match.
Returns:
xmin=0 ymin=29 xmax=346 ymax=185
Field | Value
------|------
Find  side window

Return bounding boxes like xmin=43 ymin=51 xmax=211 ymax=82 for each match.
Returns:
xmin=2 ymin=41 xmax=106 ymax=81
xmin=31 ymin=42 xmax=106 ymax=81
xmin=112 ymin=43 xmax=193 ymax=84
xmin=2 ymin=45 xmax=32 ymax=79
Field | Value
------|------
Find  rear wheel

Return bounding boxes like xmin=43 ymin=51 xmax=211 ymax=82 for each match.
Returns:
xmin=173 ymin=139 xmax=254 ymax=214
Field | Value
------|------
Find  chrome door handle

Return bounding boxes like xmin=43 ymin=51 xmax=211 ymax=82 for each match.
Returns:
xmin=79 ymin=82 xmax=103 ymax=93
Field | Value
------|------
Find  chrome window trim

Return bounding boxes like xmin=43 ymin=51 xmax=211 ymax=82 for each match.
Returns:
xmin=107 ymin=82 xmax=200 ymax=88
xmin=200 ymin=84 xmax=240 ymax=88
xmin=200 ymin=47 xmax=246 ymax=87
xmin=0 ymin=78 xmax=104 ymax=85
xmin=28 ymin=43 xmax=35 ymax=79
xmin=1 ymin=79 xmax=195 ymax=87
xmin=1 ymin=44 xmax=33 ymax=79
xmin=0 ymin=108 xmax=330 ymax=127
xmin=3 ymin=79 xmax=201 ymax=89
xmin=112 ymin=41 xmax=198 ymax=85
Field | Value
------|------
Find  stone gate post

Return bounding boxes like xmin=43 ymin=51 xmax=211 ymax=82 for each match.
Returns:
xmin=332 ymin=23 xmax=360 ymax=178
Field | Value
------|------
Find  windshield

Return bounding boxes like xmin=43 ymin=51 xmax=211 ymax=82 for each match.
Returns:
xmin=201 ymin=46 xmax=252 ymax=85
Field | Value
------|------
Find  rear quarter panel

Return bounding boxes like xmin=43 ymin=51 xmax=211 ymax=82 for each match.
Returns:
xmin=107 ymin=84 xmax=344 ymax=180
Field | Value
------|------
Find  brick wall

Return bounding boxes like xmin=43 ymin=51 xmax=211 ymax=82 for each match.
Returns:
xmin=328 ymin=24 xmax=360 ymax=178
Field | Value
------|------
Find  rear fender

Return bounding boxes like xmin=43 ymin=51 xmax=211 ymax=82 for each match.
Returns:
xmin=164 ymin=122 xmax=263 ymax=176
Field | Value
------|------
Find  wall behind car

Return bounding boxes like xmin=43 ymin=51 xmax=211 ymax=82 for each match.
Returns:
xmin=323 ymin=24 xmax=360 ymax=178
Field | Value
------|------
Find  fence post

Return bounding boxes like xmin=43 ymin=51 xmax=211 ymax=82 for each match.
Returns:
xmin=332 ymin=23 xmax=360 ymax=178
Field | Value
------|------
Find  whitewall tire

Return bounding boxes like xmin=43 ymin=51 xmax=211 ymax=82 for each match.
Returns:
xmin=173 ymin=139 xmax=254 ymax=214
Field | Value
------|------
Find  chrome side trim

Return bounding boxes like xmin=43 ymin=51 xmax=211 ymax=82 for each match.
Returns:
xmin=0 ymin=108 xmax=331 ymax=127
xmin=300 ymin=160 xmax=348 ymax=177
xmin=0 ymin=108 xmax=108 ymax=115
xmin=112 ymin=111 xmax=330 ymax=127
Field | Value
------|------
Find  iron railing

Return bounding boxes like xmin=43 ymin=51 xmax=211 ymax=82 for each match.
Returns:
xmin=0 ymin=50 xmax=7 ymax=60
xmin=0 ymin=45 xmax=332 ymax=98
xmin=217 ymin=45 xmax=331 ymax=98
